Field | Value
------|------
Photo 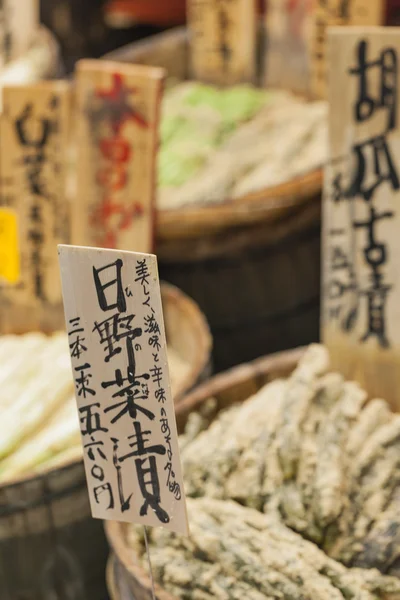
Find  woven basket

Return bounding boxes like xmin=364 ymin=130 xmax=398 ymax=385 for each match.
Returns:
xmin=105 ymin=347 xmax=305 ymax=600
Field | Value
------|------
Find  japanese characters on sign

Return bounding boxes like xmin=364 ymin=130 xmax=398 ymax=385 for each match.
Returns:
xmin=59 ymin=245 xmax=189 ymax=535
xmin=0 ymin=82 xmax=71 ymax=332
xmin=74 ymin=60 xmax=164 ymax=254
xmin=187 ymin=0 xmax=257 ymax=85
xmin=323 ymin=28 xmax=400 ymax=408
xmin=309 ymin=0 xmax=384 ymax=99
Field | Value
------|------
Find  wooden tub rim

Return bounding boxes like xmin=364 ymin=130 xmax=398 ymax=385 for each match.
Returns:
xmin=104 ymin=346 xmax=307 ymax=600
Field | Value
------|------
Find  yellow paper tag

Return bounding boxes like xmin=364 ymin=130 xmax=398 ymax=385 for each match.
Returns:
xmin=0 ymin=208 xmax=20 ymax=284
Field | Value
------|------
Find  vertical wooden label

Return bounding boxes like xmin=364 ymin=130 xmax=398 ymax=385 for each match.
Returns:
xmin=74 ymin=60 xmax=164 ymax=254
xmin=0 ymin=82 xmax=71 ymax=332
xmin=59 ymin=244 xmax=189 ymax=535
xmin=264 ymin=0 xmax=311 ymax=95
xmin=187 ymin=0 xmax=257 ymax=85
xmin=322 ymin=27 xmax=400 ymax=411
xmin=309 ymin=0 xmax=384 ymax=99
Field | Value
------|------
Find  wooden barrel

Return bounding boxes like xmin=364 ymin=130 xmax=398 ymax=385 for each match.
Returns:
xmin=104 ymin=28 xmax=322 ymax=372
xmin=105 ymin=347 xmax=305 ymax=600
xmin=0 ymin=461 xmax=108 ymax=600
xmin=0 ymin=283 xmax=211 ymax=600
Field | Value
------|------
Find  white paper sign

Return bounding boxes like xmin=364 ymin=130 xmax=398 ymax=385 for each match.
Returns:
xmin=58 ymin=244 xmax=189 ymax=535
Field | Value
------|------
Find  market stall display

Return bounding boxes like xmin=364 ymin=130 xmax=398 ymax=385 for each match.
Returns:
xmin=158 ymin=82 xmax=327 ymax=211
xmin=0 ymin=283 xmax=210 ymax=483
xmin=106 ymin=344 xmax=400 ymax=599
xmin=105 ymin=27 xmax=323 ymax=371
xmin=0 ymin=282 xmax=211 ymax=600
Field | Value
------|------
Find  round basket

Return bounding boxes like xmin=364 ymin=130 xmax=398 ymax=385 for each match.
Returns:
xmin=104 ymin=27 xmax=322 ymax=372
xmin=104 ymin=347 xmax=305 ymax=600
xmin=0 ymin=283 xmax=211 ymax=600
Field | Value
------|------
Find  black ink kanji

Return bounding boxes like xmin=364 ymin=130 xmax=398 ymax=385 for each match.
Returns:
xmin=118 ymin=422 xmax=169 ymax=524
xmin=93 ymin=259 xmax=126 ymax=313
xmin=75 ymin=363 xmax=96 ymax=398
xmin=353 ymin=205 xmax=393 ymax=347
xmin=135 ymin=456 xmax=170 ymax=523
xmin=148 ymin=335 xmax=161 ymax=352
xmin=349 ymin=135 xmax=400 ymax=201
xmin=79 ymin=403 xmax=108 ymax=436
xmin=150 ymin=366 xmax=163 ymax=388
xmin=155 ymin=388 xmax=167 ymax=404
xmin=93 ymin=483 xmax=114 ymax=510
xmin=119 ymin=421 xmax=166 ymax=461
xmin=144 ymin=314 xmax=160 ymax=335
xmin=112 ymin=437 xmax=133 ymax=512
xmin=93 ymin=314 xmax=142 ymax=362
xmin=84 ymin=436 xmax=107 ymax=461
xmin=69 ymin=335 xmax=87 ymax=359
xmin=68 ymin=317 xmax=84 ymax=334
xmin=350 ymin=40 xmax=397 ymax=132
xmin=135 ymin=259 xmax=150 ymax=286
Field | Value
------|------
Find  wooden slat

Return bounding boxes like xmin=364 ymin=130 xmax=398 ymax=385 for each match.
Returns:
xmin=59 ymin=245 xmax=189 ymax=534
xmin=309 ymin=0 xmax=384 ymax=99
xmin=322 ymin=27 xmax=400 ymax=412
xmin=187 ymin=0 xmax=257 ymax=85
xmin=73 ymin=60 xmax=164 ymax=254
xmin=0 ymin=81 xmax=71 ymax=333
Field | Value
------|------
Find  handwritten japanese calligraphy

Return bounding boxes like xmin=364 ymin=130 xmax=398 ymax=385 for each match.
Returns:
xmin=59 ymin=245 xmax=188 ymax=535
xmin=74 ymin=60 xmax=164 ymax=254
xmin=322 ymin=29 xmax=400 ymax=410
xmin=187 ymin=0 xmax=256 ymax=85
xmin=0 ymin=82 xmax=71 ymax=333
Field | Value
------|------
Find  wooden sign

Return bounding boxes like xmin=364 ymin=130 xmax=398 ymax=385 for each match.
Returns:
xmin=58 ymin=244 xmax=189 ymax=534
xmin=264 ymin=0 xmax=311 ymax=95
xmin=309 ymin=0 xmax=384 ymax=99
xmin=322 ymin=27 xmax=400 ymax=412
xmin=187 ymin=0 xmax=257 ymax=85
xmin=0 ymin=0 xmax=39 ymax=66
xmin=74 ymin=60 xmax=165 ymax=253
xmin=0 ymin=82 xmax=71 ymax=333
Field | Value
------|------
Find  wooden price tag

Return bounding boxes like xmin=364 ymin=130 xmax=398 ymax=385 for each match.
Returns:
xmin=309 ymin=0 xmax=384 ymax=99
xmin=264 ymin=0 xmax=311 ymax=95
xmin=0 ymin=81 xmax=71 ymax=333
xmin=74 ymin=60 xmax=165 ymax=254
xmin=187 ymin=0 xmax=257 ymax=85
xmin=322 ymin=27 xmax=400 ymax=412
xmin=58 ymin=244 xmax=189 ymax=535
